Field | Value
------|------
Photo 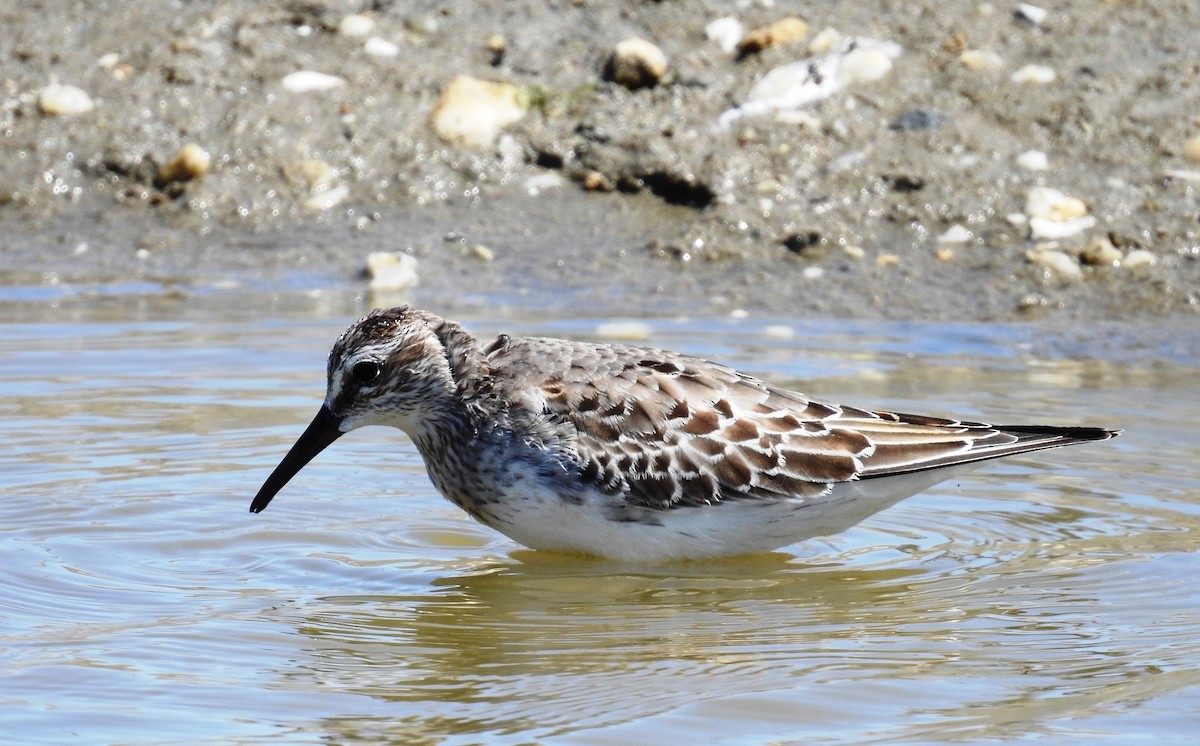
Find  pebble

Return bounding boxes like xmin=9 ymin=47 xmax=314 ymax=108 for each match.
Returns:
xmin=1030 ymin=215 xmax=1096 ymax=240
xmin=157 ymin=143 xmax=211 ymax=185
xmin=607 ymin=38 xmax=669 ymax=89
xmin=1080 ymin=236 xmax=1123 ymax=266
xmin=876 ymin=252 xmax=901 ymax=267
xmin=1028 ymin=248 xmax=1082 ymax=282
xmin=1011 ymin=64 xmax=1056 ymax=84
xmin=466 ymin=244 xmax=494 ymax=261
xmin=284 ymin=159 xmax=335 ymax=191
xmin=705 ymin=17 xmax=744 ymax=54
xmin=523 ymin=172 xmax=566 ymax=195
xmin=303 ymin=184 xmax=348 ymax=211
xmin=1027 ymin=187 xmax=1088 ymax=221
xmin=938 ymin=224 xmax=973 ymax=244
xmin=1182 ymin=135 xmax=1200 ymax=164
xmin=1122 ymin=249 xmax=1157 ymax=269
xmin=338 ymin=13 xmax=375 ymax=37
xmin=485 ymin=34 xmax=507 ymax=64
xmin=736 ymin=17 xmax=809 ymax=58
xmin=802 ymin=266 xmax=825 ymax=280
xmin=807 ymin=27 xmax=841 ymax=55
xmin=1015 ymin=3 xmax=1048 ymax=26
xmin=959 ymin=49 xmax=1004 ymax=70
xmin=281 ymin=71 xmax=346 ymax=93
xmin=840 ymin=46 xmax=895 ymax=83
xmin=763 ymin=325 xmax=794 ymax=338
xmin=1016 ymin=150 xmax=1049 ymax=170
xmin=404 ymin=14 xmax=439 ymax=35
xmin=430 ymin=75 xmax=527 ymax=148
xmin=842 ymin=245 xmax=865 ymax=260
xmin=364 ymin=37 xmax=400 ymax=58
xmin=38 ymin=83 xmax=95 ymax=115
xmin=890 ymin=108 xmax=944 ymax=132
xmin=367 ymin=251 xmax=419 ymax=292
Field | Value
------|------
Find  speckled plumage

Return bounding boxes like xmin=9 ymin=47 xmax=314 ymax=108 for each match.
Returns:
xmin=250 ymin=306 xmax=1119 ymax=561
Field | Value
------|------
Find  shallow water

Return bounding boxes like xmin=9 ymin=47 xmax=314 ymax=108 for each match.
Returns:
xmin=2 ymin=285 xmax=1198 ymax=744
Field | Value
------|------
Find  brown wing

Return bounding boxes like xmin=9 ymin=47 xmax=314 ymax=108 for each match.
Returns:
xmin=486 ymin=335 xmax=1117 ymax=510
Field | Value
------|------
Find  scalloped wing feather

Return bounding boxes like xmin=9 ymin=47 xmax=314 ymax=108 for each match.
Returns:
xmin=486 ymin=336 xmax=1115 ymax=511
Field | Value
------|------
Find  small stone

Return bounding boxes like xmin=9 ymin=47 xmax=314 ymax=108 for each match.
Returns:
xmin=303 ymin=184 xmax=349 ymax=211
xmin=959 ymin=49 xmax=1003 ymax=70
xmin=285 ymin=159 xmax=335 ymax=192
xmin=281 ymin=71 xmax=346 ymax=93
xmin=705 ymin=17 xmax=744 ymax=54
xmin=802 ymin=266 xmax=825 ymax=280
xmin=38 ymin=83 xmax=94 ymax=115
xmin=1018 ymin=293 xmax=1049 ymax=311
xmin=842 ymin=245 xmax=865 ymax=260
xmin=523 ymin=172 xmax=566 ymax=195
xmin=1122 ymin=249 xmax=1157 ymax=269
xmin=431 ymin=75 xmax=527 ymax=148
xmin=606 ymin=38 xmax=668 ymax=89
xmin=1030 ymin=215 xmax=1095 ymax=240
xmin=339 ymin=13 xmax=375 ymax=36
xmin=935 ymin=248 xmax=956 ymax=261
xmin=1028 ymin=248 xmax=1082 ymax=282
xmin=807 ymin=27 xmax=841 ymax=55
xmin=763 ymin=325 xmax=794 ymax=338
xmin=1011 ymin=64 xmax=1056 ymax=84
xmin=1080 ymin=236 xmax=1123 ymax=266
xmin=1027 ymin=187 xmax=1089 ymax=221
xmin=890 ymin=108 xmax=944 ymax=132
xmin=484 ymin=33 xmax=506 ymax=64
xmin=367 ymin=251 xmax=419 ymax=292
xmin=1015 ymin=3 xmax=1048 ymax=26
xmin=485 ymin=34 xmax=506 ymax=53
xmin=736 ymin=17 xmax=809 ymax=59
xmin=938 ymin=224 xmax=973 ymax=244
xmin=364 ymin=37 xmax=400 ymax=57
xmin=466 ymin=244 xmax=494 ymax=261
xmin=157 ymin=143 xmax=211 ymax=185
xmin=404 ymin=14 xmax=439 ymax=35
xmin=841 ymin=48 xmax=894 ymax=83
xmin=1026 ymin=188 xmax=1081 ymax=219
xmin=582 ymin=170 xmax=612 ymax=191
xmin=1182 ymin=135 xmax=1200 ymax=164
xmin=876 ymin=252 xmax=901 ymax=267
xmin=1016 ymin=150 xmax=1049 ymax=170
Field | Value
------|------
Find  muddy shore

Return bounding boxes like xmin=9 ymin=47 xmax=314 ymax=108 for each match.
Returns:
xmin=2 ymin=1 xmax=1198 ymax=320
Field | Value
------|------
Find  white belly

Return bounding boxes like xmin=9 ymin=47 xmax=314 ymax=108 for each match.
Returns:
xmin=458 ymin=463 xmax=983 ymax=562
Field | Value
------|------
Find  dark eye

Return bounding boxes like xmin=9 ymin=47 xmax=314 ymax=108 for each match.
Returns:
xmin=351 ymin=360 xmax=382 ymax=385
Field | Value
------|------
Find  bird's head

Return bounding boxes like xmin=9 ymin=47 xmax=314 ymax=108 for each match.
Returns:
xmin=249 ymin=306 xmax=469 ymax=514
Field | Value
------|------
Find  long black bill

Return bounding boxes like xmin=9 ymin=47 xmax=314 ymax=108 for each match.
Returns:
xmin=250 ymin=405 xmax=345 ymax=513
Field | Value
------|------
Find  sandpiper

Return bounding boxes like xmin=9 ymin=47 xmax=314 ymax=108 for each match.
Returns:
xmin=250 ymin=306 xmax=1119 ymax=561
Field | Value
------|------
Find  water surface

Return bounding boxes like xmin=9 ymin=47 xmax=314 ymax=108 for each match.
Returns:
xmin=2 ymin=286 xmax=1197 ymax=744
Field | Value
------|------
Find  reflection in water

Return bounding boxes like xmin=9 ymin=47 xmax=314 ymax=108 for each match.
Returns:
xmin=1 ymin=289 xmax=1198 ymax=743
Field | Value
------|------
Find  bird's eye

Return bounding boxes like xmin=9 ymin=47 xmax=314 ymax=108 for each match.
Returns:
xmin=351 ymin=360 xmax=382 ymax=385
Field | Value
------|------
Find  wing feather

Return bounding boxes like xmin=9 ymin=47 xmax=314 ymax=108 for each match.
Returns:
xmin=485 ymin=335 xmax=1117 ymax=510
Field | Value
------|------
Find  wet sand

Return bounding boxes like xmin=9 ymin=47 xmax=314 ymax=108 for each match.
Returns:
xmin=2 ymin=1 xmax=1198 ymax=320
